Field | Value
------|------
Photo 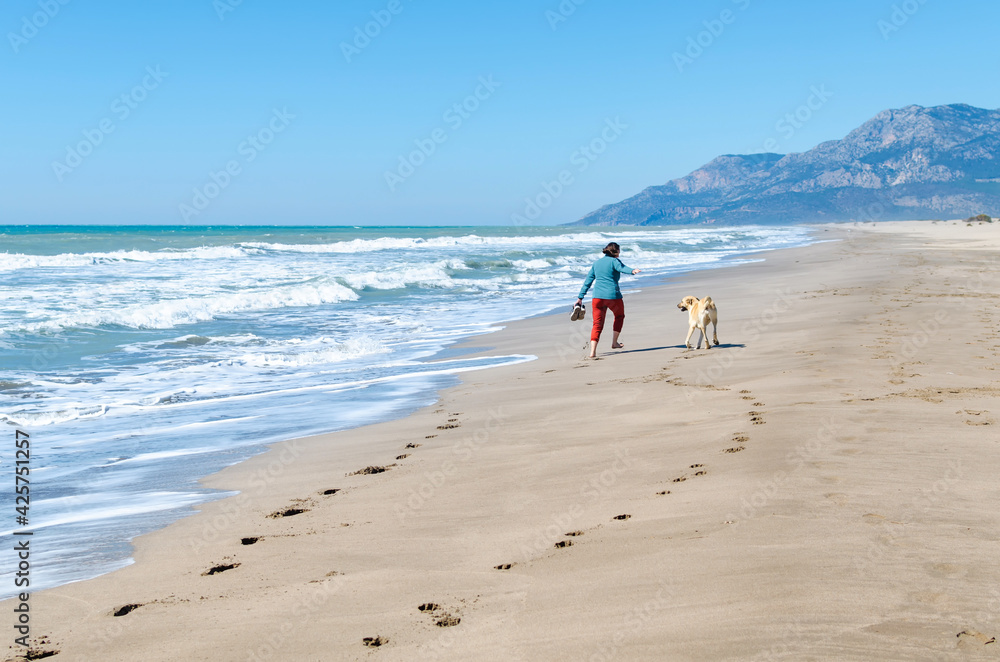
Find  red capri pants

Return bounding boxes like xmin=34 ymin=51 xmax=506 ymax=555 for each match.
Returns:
xmin=590 ymin=298 xmax=625 ymax=342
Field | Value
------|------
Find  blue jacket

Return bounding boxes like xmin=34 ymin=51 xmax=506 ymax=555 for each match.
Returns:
xmin=578 ymin=255 xmax=633 ymax=300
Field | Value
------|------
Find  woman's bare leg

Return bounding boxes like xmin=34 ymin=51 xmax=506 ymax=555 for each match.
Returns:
xmin=611 ymin=331 xmax=624 ymax=349
xmin=589 ymin=340 xmax=598 ymax=358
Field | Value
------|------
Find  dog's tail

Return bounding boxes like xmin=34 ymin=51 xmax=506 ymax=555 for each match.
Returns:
xmin=702 ymin=296 xmax=715 ymax=309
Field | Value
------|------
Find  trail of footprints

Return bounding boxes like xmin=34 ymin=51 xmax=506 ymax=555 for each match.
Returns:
xmin=108 ymin=386 xmax=770 ymax=651
xmin=739 ymin=389 xmax=767 ymax=425
xmin=105 ymin=409 xmax=472 ymax=651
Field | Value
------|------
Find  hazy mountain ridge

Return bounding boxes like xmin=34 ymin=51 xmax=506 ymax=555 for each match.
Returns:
xmin=575 ymin=104 xmax=1000 ymax=225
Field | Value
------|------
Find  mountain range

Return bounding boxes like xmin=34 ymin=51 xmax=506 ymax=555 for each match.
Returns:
xmin=574 ymin=103 xmax=1000 ymax=226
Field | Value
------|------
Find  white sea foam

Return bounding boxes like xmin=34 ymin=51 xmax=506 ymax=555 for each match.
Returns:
xmin=15 ymin=281 xmax=359 ymax=332
xmin=102 ymin=447 xmax=219 ymax=466
xmin=218 ymin=337 xmax=388 ymax=368
xmin=0 ymin=245 xmax=256 ymax=272
xmin=0 ymin=405 xmax=108 ymax=427
xmin=2 ymin=491 xmax=213 ymax=532
xmin=239 ymin=231 xmax=676 ymax=254
xmin=338 ymin=263 xmax=456 ymax=290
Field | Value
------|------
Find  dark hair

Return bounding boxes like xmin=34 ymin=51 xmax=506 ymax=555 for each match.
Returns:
xmin=602 ymin=242 xmax=621 ymax=256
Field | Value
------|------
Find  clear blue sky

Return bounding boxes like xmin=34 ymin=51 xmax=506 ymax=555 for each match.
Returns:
xmin=2 ymin=0 xmax=998 ymax=225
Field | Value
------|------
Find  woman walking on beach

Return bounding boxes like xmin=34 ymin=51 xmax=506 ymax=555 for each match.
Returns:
xmin=576 ymin=242 xmax=641 ymax=358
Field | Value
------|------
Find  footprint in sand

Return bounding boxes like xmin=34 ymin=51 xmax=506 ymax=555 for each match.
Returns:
xmin=113 ymin=603 xmax=143 ymax=617
xmin=268 ymin=507 xmax=309 ymax=518
xmin=957 ymin=630 xmax=996 ymax=649
xmin=202 ymin=562 xmax=240 ymax=576
xmin=396 ymin=454 xmax=410 ymax=460
xmin=657 ymin=490 xmax=671 ymax=495
xmin=494 ymin=563 xmax=515 ymax=570
xmin=690 ymin=464 xmax=703 ymax=468
xmin=406 ymin=442 xmax=421 ymax=449
xmin=824 ymin=493 xmax=849 ymax=506
xmin=613 ymin=514 xmax=631 ymax=521
xmin=435 ymin=614 xmax=461 ymax=627
xmin=554 ymin=540 xmax=573 ymax=548
xmin=320 ymin=488 xmax=341 ymax=496
xmin=363 ymin=636 xmax=387 ymax=647
xmin=418 ymin=603 xmax=462 ymax=627
xmin=349 ymin=465 xmax=394 ymax=476
xmin=564 ymin=531 xmax=584 ymax=537
xmin=241 ymin=537 xmax=259 ymax=545
xmin=724 ymin=446 xmax=744 ymax=453
xmin=672 ymin=476 xmax=687 ymax=483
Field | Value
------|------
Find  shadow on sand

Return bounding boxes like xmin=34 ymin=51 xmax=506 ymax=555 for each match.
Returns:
xmin=612 ymin=343 xmax=746 ymax=354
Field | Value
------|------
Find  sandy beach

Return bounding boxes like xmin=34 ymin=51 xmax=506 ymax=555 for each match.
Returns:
xmin=6 ymin=220 xmax=1000 ymax=661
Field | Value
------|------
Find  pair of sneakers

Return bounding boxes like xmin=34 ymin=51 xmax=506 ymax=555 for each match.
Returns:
xmin=570 ymin=302 xmax=586 ymax=321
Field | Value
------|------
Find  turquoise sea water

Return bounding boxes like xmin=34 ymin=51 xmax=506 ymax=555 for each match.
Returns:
xmin=0 ymin=224 xmax=813 ymax=597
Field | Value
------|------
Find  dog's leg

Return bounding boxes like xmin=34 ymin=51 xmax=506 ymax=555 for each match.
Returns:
xmin=699 ymin=323 xmax=709 ymax=349
xmin=712 ymin=318 xmax=719 ymax=347
xmin=685 ymin=325 xmax=696 ymax=349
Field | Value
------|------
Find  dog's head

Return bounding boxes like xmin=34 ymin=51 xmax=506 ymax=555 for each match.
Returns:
xmin=677 ymin=296 xmax=698 ymax=312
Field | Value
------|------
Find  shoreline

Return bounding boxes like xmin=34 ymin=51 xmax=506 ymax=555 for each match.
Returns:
xmin=7 ymin=219 xmax=1000 ymax=660
xmin=0 ymin=224 xmax=817 ymax=602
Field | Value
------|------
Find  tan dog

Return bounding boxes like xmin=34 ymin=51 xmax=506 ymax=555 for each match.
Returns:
xmin=677 ymin=296 xmax=719 ymax=349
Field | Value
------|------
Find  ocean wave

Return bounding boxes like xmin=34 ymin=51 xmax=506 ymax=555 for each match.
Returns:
xmin=338 ymin=264 xmax=456 ymax=290
xmin=0 ymin=404 xmax=108 ymax=427
xmin=6 ymin=491 xmax=213 ymax=532
xmin=0 ymin=245 xmax=257 ymax=272
xmin=14 ymin=281 xmax=359 ymax=333
xmin=217 ymin=336 xmax=388 ymax=368
xmin=241 ymin=231 xmax=641 ymax=254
